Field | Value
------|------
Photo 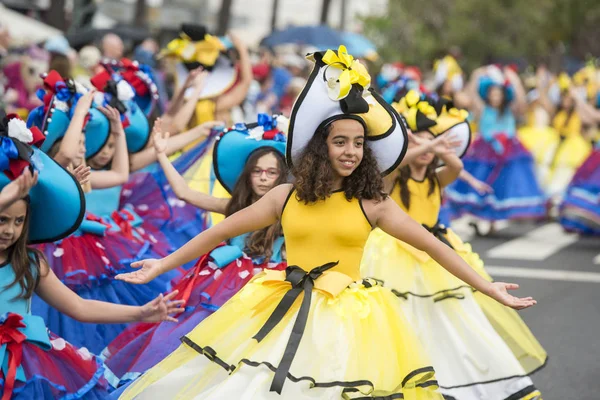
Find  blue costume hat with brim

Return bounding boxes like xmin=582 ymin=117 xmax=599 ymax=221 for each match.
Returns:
xmin=84 ymin=107 xmax=111 ymax=159
xmin=0 ymin=113 xmax=85 ymax=243
xmin=213 ymin=114 xmax=287 ymax=194
xmin=478 ymin=76 xmax=515 ymax=104
xmin=26 ymin=70 xmax=85 ymax=154
xmin=90 ymin=70 xmax=150 ymax=154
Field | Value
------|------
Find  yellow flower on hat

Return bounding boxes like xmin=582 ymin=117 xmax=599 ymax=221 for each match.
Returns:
xmin=321 ymin=45 xmax=371 ymax=101
xmin=160 ymin=33 xmax=225 ymax=68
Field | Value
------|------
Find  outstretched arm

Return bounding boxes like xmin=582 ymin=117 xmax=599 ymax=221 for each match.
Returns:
xmin=153 ymin=120 xmax=228 ymax=213
xmin=52 ymin=91 xmax=95 ymax=167
xmin=36 ymin=260 xmax=185 ymax=323
xmin=214 ymin=32 xmax=253 ymax=113
xmin=129 ymin=120 xmax=223 ymax=172
xmin=370 ymin=197 xmax=536 ymax=310
xmin=116 ymin=184 xmax=293 ymax=284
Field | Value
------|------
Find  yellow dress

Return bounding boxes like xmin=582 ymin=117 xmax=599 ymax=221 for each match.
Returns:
xmin=361 ymin=178 xmax=546 ymax=400
xmin=120 ymin=189 xmax=442 ymax=399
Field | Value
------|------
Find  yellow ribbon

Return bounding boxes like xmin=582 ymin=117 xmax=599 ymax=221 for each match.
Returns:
xmin=321 ymin=45 xmax=371 ymax=100
xmin=159 ymin=33 xmax=225 ymax=67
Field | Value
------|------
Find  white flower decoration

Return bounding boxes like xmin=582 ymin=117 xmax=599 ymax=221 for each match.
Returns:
xmin=53 ymin=100 xmax=70 ymax=113
xmin=53 ymin=248 xmax=65 ymax=258
xmin=324 ymin=66 xmax=344 ymax=101
xmin=137 ymin=204 xmax=149 ymax=212
xmin=275 ymin=115 xmax=289 ymax=135
xmin=246 ymin=126 xmax=265 ymax=141
xmin=7 ymin=118 xmax=33 ymax=143
xmin=199 ymin=269 xmax=211 ymax=276
xmin=116 ymin=80 xmax=135 ymax=101
xmin=213 ymin=269 xmax=223 ymax=280
xmin=93 ymin=92 xmax=105 ymax=106
xmin=51 ymin=338 xmax=67 ymax=351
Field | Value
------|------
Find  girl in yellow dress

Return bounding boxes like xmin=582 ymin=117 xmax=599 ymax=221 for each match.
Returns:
xmin=362 ymin=91 xmax=545 ymax=400
xmin=114 ymin=46 xmax=536 ymax=400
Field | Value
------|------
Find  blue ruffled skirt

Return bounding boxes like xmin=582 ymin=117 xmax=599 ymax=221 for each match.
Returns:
xmin=446 ymin=136 xmax=547 ymax=221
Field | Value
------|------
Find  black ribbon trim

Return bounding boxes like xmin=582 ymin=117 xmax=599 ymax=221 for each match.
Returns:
xmin=180 ymin=337 xmax=235 ymax=373
xmin=433 ymin=291 xmax=466 ymax=303
xmin=104 ymin=80 xmax=128 ymax=114
xmin=389 ymin=284 xmax=474 ymax=300
xmin=422 ymin=222 xmax=454 ymax=250
xmin=252 ymin=262 xmax=338 ymax=394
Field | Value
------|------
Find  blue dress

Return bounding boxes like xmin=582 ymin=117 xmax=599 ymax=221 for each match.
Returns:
xmin=0 ymin=257 xmax=109 ymax=399
xmin=31 ymin=185 xmax=180 ymax=355
xmin=103 ymin=233 xmax=286 ymax=389
xmin=446 ymin=106 xmax=547 ymax=221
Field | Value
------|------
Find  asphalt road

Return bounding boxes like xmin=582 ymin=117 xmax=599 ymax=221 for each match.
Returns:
xmin=460 ymin=219 xmax=600 ymax=400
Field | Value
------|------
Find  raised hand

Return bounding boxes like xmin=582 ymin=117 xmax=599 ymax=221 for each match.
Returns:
xmin=471 ymin=178 xmax=494 ymax=195
xmin=97 ymin=105 xmax=124 ymax=135
xmin=72 ymin=164 xmax=91 ymax=186
xmin=73 ymin=90 xmax=96 ymax=118
xmin=152 ymin=118 xmax=170 ymax=155
xmin=115 ymin=258 xmax=163 ymax=285
xmin=138 ymin=290 xmax=186 ymax=323
xmin=432 ymin=133 xmax=462 ymax=156
xmin=0 ymin=169 xmax=38 ymax=206
xmin=487 ymin=282 xmax=537 ymax=310
xmin=184 ymin=67 xmax=205 ymax=89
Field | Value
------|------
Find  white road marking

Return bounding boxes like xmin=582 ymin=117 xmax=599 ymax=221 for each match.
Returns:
xmin=487 ymin=223 xmax=578 ymax=260
xmin=594 ymin=254 xmax=600 ymax=265
xmin=486 ymin=266 xmax=600 ymax=283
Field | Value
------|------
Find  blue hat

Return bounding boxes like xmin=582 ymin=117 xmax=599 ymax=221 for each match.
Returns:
xmin=0 ymin=113 xmax=85 ymax=243
xmin=123 ymin=99 xmax=150 ymax=153
xmin=478 ymin=76 xmax=515 ymax=103
xmin=26 ymin=70 xmax=84 ymax=154
xmin=90 ymin=70 xmax=150 ymax=154
xmin=84 ymin=107 xmax=111 ymax=159
xmin=213 ymin=114 xmax=287 ymax=194
xmin=112 ymin=58 xmax=160 ymax=117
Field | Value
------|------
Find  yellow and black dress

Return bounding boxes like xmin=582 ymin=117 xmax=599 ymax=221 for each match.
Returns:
xmin=361 ymin=178 xmax=546 ymax=400
xmin=119 ymin=189 xmax=442 ymax=399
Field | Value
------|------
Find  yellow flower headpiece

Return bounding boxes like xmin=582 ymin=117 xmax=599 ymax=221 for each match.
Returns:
xmin=392 ymin=90 xmax=437 ymax=132
xmin=320 ymin=45 xmax=371 ymax=101
xmin=557 ymin=72 xmax=572 ymax=92
xmin=159 ymin=33 xmax=225 ymax=68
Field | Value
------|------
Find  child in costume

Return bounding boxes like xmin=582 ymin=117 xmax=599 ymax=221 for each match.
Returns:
xmin=559 ymin=146 xmax=600 ymax=235
xmin=446 ymin=65 xmax=546 ymax=230
xmin=27 ymin=78 xmax=179 ymax=354
xmin=114 ymin=46 xmax=535 ymax=400
xmin=0 ymin=113 xmax=184 ymax=399
xmin=103 ymin=114 xmax=288 ymax=387
xmin=362 ymin=92 xmax=545 ymax=400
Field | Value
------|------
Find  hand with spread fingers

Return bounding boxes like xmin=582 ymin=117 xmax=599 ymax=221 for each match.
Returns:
xmin=116 ymin=258 xmax=163 ymax=285
xmin=0 ymin=169 xmax=38 ymax=211
xmin=98 ymin=105 xmax=124 ymax=136
xmin=432 ymin=133 xmax=462 ymax=156
xmin=152 ymin=118 xmax=170 ymax=155
xmin=139 ymin=290 xmax=186 ymax=323
xmin=487 ymin=282 xmax=537 ymax=310
xmin=72 ymin=164 xmax=91 ymax=186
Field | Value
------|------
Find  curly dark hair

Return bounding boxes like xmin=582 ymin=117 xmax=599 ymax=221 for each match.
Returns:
xmin=292 ymin=119 xmax=386 ymax=203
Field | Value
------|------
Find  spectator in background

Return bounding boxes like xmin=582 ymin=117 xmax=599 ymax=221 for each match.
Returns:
xmin=2 ymin=46 xmax=47 ymax=116
xmin=44 ymin=36 xmax=75 ymax=79
xmin=134 ymin=38 xmax=168 ymax=113
xmin=73 ymin=45 xmax=102 ymax=88
xmin=279 ymin=76 xmax=306 ymax=117
xmin=101 ymin=33 xmax=124 ymax=60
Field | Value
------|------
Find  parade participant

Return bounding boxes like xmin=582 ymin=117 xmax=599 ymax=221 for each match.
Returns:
xmin=446 ymin=65 xmax=546 ymax=233
xmin=30 ymin=93 xmax=178 ymax=354
xmin=0 ymin=113 xmax=184 ymax=400
xmin=559 ymin=146 xmax=600 ymax=235
xmin=159 ymin=24 xmax=253 ymax=224
xmin=103 ymin=114 xmax=288 ymax=387
xmin=362 ymin=92 xmax=545 ymax=400
xmin=115 ymin=45 xmax=535 ymax=400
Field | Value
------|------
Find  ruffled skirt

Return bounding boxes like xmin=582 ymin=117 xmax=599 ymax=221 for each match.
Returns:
xmin=560 ymin=150 xmax=600 ymax=235
xmin=103 ymin=252 xmax=287 ymax=387
xmin=1 ymin=331 xmax=108 ymax=399
xmin=32 ymin=227 xmax=180 ymax=354
xmin=361 ymin=228 xmax=546 ymax=400
xmin=118 ymin=270 xmax=443 ymax=399
xmin=446 ymin=136 xmax=547 ymax=221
